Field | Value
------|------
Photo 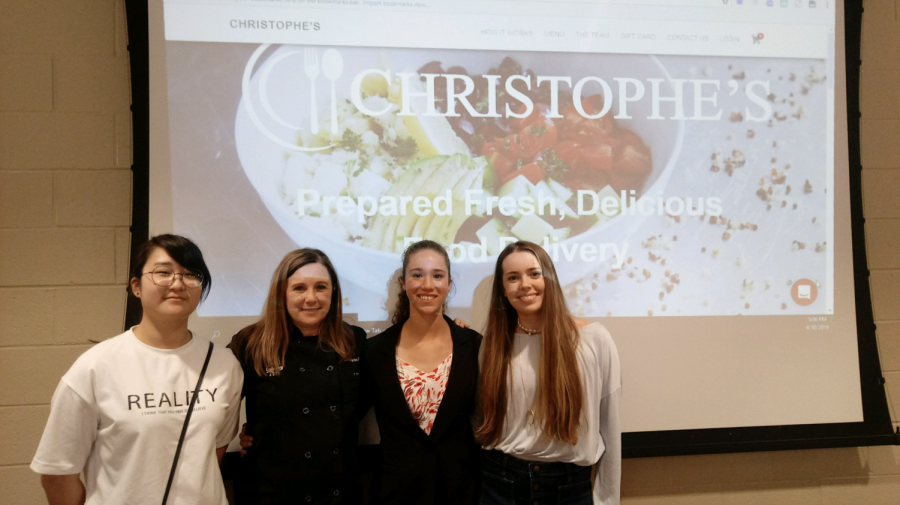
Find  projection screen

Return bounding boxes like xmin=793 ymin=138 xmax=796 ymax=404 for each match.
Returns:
xmin=147 ymin=0 xmax=867 ymax=437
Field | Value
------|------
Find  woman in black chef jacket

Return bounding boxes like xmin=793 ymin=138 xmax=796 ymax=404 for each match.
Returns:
xmin=228 ymin=249 xmax=370 ymax=504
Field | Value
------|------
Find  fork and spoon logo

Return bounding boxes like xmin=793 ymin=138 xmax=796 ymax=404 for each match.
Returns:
xmin=241 ymin=44 xmax=344 ymax=152
xmin=303 ymin=47 xmax=344 ymax=135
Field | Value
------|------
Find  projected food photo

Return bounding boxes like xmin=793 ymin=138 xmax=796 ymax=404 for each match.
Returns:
xmin=228 ymin=44 xmax=829 ymax=319
xmin=235 ymin=46 xmax=683 ymax=306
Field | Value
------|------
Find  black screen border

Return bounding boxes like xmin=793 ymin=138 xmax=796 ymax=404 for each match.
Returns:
xmin=124 ymin=0 xmax=897 ymax=457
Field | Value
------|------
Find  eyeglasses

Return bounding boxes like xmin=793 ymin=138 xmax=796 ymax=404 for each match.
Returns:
xmin=143 ymin=267 xmax=203 ymax=288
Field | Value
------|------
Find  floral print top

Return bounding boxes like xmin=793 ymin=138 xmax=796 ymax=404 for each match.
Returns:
xmin=395 ymin=354 xmax=453 ymax=435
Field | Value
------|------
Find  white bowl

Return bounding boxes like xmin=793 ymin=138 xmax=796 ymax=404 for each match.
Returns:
xmin=235 ymin=46 xmax=684 ymax=317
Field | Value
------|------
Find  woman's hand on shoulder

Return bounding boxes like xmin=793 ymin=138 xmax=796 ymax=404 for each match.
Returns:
xmin=239 ymin=423 xmax=254 ymax=456
xmin=227 ymin=324 xmax=256 ymax=361
xmin=453 ymin=318 xmax=470 ymax=329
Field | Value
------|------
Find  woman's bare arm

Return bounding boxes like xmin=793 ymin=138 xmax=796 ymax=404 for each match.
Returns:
xmin=41 ymin=474 xmax=85 ymax=505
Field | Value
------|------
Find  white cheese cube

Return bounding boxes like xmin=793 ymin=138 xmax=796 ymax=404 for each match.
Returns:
xmin=476 ymin=218 xmax=509 ymax=255
xmin=312 ymin=162 xmax=348 ymax=197
xmin=548 ymin=179 xmax=573 ymax=202
xmin=549 ymin=227 xmax=570 ymax=241
xmin=349 ymin=169 xmax=391 ymax=199
xmin=499 ymin=175 xmax=534 ymax=200
xmin=596 ymin=185 xmax=621 ymax=216
xmin=511 ymin=214 xmax=554 ymax=244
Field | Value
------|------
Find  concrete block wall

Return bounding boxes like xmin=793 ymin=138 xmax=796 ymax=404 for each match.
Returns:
xmin=0 ymin=1 xmax=132 ymax=503
xmin=0 ymin=0 xmax=896 ymax=504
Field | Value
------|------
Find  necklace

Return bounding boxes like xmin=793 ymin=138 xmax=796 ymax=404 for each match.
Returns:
xmin=517 ymin=359 xmax=537 ymax=426
xmin=517 ymin=318 xmax=541 ymax=335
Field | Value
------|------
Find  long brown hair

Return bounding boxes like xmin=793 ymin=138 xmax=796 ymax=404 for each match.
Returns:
xmin=476 ymin=241 xmax=584 ymax=446
xmin=391 ymin=240 xmax=452 ymax=324
xmin=245 ymin=249 xmax=353 ymax=376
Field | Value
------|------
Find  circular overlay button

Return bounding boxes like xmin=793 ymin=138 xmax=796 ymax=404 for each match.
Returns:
xmin=791 ymin=279 xmax=818 ymax=306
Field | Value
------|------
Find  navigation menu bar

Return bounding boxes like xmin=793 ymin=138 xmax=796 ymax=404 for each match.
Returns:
xmin=164 ymin=3 xmax=829 ymax=58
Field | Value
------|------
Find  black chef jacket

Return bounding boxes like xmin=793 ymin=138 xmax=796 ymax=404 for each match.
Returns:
xmin=228 ymin=323 xmax=372 ymax=505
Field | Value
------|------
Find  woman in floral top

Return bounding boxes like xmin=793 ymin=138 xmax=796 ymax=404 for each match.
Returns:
xmin=366 ymin=240 xmax=482 ymax=504
xmin=396 ymin=351 xmax=453 ymax=434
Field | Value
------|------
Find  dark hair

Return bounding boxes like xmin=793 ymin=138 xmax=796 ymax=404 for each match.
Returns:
xmin=130 ymin=234 xmax=212 ymax=301
xmin=392 ymin=240 xmax=452 ymax=324
xmin=244 ymin=248 xmax=353 ymax=376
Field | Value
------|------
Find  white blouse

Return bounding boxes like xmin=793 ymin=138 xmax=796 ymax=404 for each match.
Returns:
xmin=484 ymin=322 xmax=622 ymax=505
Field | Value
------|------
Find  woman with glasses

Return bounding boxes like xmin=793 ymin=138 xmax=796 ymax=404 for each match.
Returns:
xmin=476 ymin=241 xmax=621 ymax=505
xmin=31 ymin=234 xmax=243 ymax=505
xmin=365 ymin=239 xmax=482 ymax=505
xmin=228 ymin=249 xmax=371 ymax=505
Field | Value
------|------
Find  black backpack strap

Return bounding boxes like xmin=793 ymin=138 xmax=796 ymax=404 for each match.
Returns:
xmin=162 ymin=341 xmax=214 ymax=505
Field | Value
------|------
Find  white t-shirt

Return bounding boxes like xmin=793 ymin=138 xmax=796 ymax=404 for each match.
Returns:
xmin=31 ymin=329 xmax=243 ymax=505
xmin=485 ymin=322 xmax=622 ymax=505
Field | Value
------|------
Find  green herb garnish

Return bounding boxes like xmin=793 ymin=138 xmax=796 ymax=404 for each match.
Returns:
xmin=381 ymin=136 xmax=418 ymax=161
xmin=529 ymin=125 xmax=548 ymax=137
xmin=475 ymin=96 xmax=491 ymax=114
xmin=338 ymin=129 xmax=363 ymax=152
xmin=537 ymin=147 xmax=570 ymax=180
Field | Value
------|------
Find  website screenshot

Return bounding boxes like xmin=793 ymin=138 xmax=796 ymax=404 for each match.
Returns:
xmin=154 ymin=0 xmax=856 ymax=433
xmin=162 ymin=0 xmax=837 ymax=320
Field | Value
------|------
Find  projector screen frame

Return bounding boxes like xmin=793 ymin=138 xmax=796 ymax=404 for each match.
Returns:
xmin=124 ymin=0 xmax=897 ymax=457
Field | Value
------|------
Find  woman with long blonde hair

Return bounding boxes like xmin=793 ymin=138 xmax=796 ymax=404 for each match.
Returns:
xmin=476 ymin=241 xmax=621 ymax=505
xmin=228 ymin=249 xmax=370 ymax=504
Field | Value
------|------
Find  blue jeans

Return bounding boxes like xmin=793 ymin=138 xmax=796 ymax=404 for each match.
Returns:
xmin=479 ymin=450 xmax=592 ymax=505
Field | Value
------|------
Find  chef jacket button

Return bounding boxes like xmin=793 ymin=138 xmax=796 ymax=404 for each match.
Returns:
xmin=533 ymin=465 xmax=540 ymax=472
xmin=326 ymin=365 xmax=334 ymax=371
xmin=334 ymin=490 xmax=340 ymax=496
xmin=305 ymin=452 xmax=311 ymax=458
xmin=333 ymin=448 xmax=340 ymax=454
xmin=303 ymin=407 xmax=309 ymax=414
xmin=305 ymin=496 xmax=312 ymax=502
xmin=299 ymin=367 xmax=306 ymax=372
xmin=330 ymin=405 xmax=337 ymax=412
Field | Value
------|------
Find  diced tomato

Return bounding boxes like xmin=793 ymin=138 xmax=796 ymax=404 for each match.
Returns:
xmin=574 ymin=144 xmax=614 ymax=172
xmin=510 ymin=103 xmax=549 ymax=131
xmin=487 ymin=152 xmax=516 ymax=180
xmin=554 ymin=139 xmax=581 ymax=168
xmin=617 ymin=144 xmax=652 ymax=176
xmin=607 ymin=128 xmax=646 ymax=157
xmin=566 ymin=170 xmax=610 ymax=192
xmin=482 ymin=142 xmax=517 ymax=180
xmin=581 ymin=94 xmax=606 ymax=116
xmin=533 ymin=121 xmax=558 ymax=152
xmin=506 ymin=131 xmax=541 ymax=160
xmin=558 ymin=97 xmax=615 ymax=144
xmin=500 ymin=162 xmax=543 ymax=186
xmin=504 ymin=115 xmax=557 ymax=162
xmin=558 ymin=143 xmax=614 ymax=191
xmin=478 ymin=87 xmax=652 ymax=197
xmin=609 ymin=172 xmax=640 ymax=193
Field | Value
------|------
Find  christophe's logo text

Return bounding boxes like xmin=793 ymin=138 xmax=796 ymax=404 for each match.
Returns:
xmin=241 ymin=46 xmax=774 ymax=152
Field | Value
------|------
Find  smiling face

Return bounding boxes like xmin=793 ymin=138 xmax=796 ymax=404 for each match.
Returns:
xmin=130 ymin=247 xmax=202 ymax=323
xmin=285 ymin=262 xmax=333 ymax=335
xmin=400 ymin=249 xmax=450 ymax=317
xmin=501 ymin=250 xmax=546 ymax=320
